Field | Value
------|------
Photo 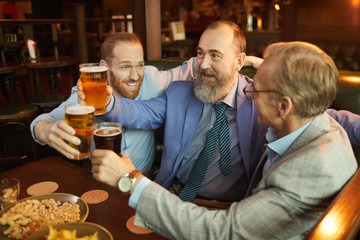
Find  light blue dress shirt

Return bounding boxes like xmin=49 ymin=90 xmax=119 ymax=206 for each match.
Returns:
xmin=262 ymin=120 xmax=312 ymax=176
xmin=129 ymin=177 xmax=151 ymax=208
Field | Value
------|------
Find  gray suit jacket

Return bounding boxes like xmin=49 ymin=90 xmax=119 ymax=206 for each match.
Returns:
xmin=133 ymin=113 xmax=358 ymax=240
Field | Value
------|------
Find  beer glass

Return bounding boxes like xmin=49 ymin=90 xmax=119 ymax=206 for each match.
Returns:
xmin=79 ymin=63 xmax=108 ymax=115
xmin=0 ymin=178 xmax=20 ymax=209
xmin=93 ymin=122 xmax=122 ymax=155
xmin=65 ymin=104 xmax=95 ymax=160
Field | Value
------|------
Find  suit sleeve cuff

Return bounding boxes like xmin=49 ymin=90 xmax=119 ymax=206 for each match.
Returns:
xmin=129 ymin=177 xmax=151 ymax=209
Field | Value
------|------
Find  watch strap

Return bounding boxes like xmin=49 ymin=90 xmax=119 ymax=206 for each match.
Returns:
xmin=118 ymin=169 xmax=142 ymax=195
xmin=129 ymin=169 xmax=142 ymax=180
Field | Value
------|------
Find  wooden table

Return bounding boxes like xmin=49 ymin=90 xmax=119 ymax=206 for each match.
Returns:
xmin=24 ymin=56 xmax=77 ymax=98
xmin=0 ymin=156 xmax=167 ymax=240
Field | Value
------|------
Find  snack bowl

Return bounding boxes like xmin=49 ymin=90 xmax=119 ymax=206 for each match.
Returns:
xmin=28 ymin=222 xmax=114 ymax=240
xmin=0 ymin=193 xmax=89 ymax=239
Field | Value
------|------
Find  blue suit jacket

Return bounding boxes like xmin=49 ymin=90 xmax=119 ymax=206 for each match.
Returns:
xmin=104 ymin=74 xmax=360 ymax=189
xmin=105 ymin=74 xmax=268 ymax=188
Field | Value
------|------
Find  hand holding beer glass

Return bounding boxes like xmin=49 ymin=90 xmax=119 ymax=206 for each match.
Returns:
xmin=65 ymin=104 xmax=95 ymax=160
xmin=79 ymin=63 xmax=108 ymax=115
xmin=93 ymin=122 xmax=122 ymax=155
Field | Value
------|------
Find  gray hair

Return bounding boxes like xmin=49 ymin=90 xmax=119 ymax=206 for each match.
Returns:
xmin=263 ymin=41 xmax=338 ymax=117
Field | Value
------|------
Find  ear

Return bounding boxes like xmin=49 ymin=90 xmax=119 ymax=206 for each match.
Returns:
xmin=100 ymin=59 xmax=108 ymax=67
xmin=278 ymin=96 xmax=293 ymax=118
xmin=236 ymin=52 xmax=246 ymax=72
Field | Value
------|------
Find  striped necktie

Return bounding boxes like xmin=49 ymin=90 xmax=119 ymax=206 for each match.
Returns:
xmin=179 ymin=103 xmax=232 ymax=202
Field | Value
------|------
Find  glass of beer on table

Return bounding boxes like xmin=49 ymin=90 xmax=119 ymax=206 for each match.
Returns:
xmin=93 ymin=122 xmax=122 ymax=155
xmin=0 ymin=178 xmax=20 ymax=209
xmin=65 ymin=104 xmax=95 ymax=160
xmin=79 ymin=63 xmax=108 ymax=115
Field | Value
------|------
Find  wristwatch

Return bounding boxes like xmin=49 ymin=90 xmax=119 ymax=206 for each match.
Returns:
xmin=118 ymin=169 xmax=142 ymax=194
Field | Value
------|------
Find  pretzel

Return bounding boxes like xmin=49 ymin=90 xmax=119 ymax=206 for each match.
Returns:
xmin=0 ymin=198 xmax=80 ymax=239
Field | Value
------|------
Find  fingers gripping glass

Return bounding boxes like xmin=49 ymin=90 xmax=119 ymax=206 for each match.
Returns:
xmin=243 ymin=83 xmax=282 ymax=99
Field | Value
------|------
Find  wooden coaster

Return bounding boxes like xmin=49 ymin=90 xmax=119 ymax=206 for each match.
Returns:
xmin=81 ymin=189 xmax=109 ymax=204
xmin=126 ymin=215 xmax=153 ymax=234
xmin=27 ymin=181 xmax=59 ymax=196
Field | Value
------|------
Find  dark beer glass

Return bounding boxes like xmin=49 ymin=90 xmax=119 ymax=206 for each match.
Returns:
xmin=93 ymin=122 xmax=122 ymax=155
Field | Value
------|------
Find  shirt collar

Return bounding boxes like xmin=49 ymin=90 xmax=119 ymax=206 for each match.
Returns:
xmin=266 ymin=120 xmax=312 ymax=156
xmin=221 ymin=79 xmax=238 ymax=109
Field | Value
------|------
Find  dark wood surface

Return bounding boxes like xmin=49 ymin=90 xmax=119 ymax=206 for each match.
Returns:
xmin=0 ymin=156 xmax=167 ymax=240
xmin=23 ymin=56 xmax=77 ymax=69
xmin=0 ymin=62 xmax=21 ymax=75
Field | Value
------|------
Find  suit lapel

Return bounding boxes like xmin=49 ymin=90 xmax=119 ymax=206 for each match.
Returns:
xmin=173 ymin=95 xmax=203 ymax=173
xmin=236 ymin=76 xmax=256 ymax=179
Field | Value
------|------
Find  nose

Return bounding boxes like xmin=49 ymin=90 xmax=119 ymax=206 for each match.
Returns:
xmin=129 ymin=67 xmax=139 ymax=81
xmin=199 ymin=55 xmax=211 ymax=69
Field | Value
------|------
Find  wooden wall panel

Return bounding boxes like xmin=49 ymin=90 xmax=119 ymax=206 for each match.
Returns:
xmin=296 ymin=5 xmax=360 ymax=41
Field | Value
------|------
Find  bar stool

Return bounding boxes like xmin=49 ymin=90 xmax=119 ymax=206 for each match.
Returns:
xmin=0 ymin=61 xmax=40 ymax=163
xmin=0 ymin=104 xmax=39 ymax=160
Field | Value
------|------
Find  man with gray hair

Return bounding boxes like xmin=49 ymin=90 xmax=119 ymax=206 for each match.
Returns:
xmin=92 ymin=41 xmax=358 ymax=239
xmin=93 ymin=21 xmax=360 ymax=208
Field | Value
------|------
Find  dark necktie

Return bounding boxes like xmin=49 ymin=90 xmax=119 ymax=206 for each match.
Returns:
xmin=179 ymin=103 xmax=232 ymax=202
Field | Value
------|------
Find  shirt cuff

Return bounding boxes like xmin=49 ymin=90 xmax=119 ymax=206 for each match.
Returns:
xmin=30 ymin=117 xmax=56 ymax=145
xmin=106 ymin=95 xmax=115 ymax=113
xmin=129 ymin=177 xmax=151 ymax=209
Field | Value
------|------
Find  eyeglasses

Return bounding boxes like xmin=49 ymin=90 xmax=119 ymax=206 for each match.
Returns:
xmin=243 ymin=83 xmax=283 ymax=99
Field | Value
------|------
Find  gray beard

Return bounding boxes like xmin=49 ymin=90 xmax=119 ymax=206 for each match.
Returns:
xmin=194 ymin=72 xmax=236 ymax=104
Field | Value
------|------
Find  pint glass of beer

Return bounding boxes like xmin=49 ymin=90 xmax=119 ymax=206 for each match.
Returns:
xmin=79 ymin=63 xmax=108 ymax=115
xmin=65 ymin=104 xmax=95 ymax=160
xmin=93 ymin=122 xmax=122 ymax=155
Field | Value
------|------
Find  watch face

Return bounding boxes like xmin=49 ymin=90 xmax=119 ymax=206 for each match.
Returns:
xmin=119 ymin=177 xmax=132 ymax=192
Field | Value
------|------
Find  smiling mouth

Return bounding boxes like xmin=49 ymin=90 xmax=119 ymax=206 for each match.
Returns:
xmin=200 ymin=73 xmax=217 ymax=84
xmin=203 ymin=73 xmax=214 ymax=78
xmin=124 ymin=82 xmax=137 ymax=87
xmin=199 ymin=69 xmax=216 ymax=79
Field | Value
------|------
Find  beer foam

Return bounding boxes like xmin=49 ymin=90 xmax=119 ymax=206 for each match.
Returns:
xmin=65 ymin=105 xmax=95 ymax=115
xmin=94 ymin=127 xmax=121 ymax=136
xmin=80 ymin=66 xmax=108 ymax=72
